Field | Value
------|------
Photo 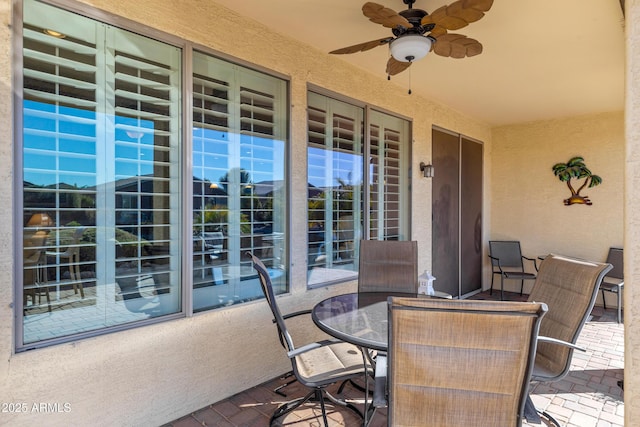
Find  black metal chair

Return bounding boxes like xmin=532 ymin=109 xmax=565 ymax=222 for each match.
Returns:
xmin=489 ymin=240 xmax=538 ymax=300
xmin=600 ymin=247 xmax=624 ymax=323
xmin=247 ymin=252 xmax=370 ymax=426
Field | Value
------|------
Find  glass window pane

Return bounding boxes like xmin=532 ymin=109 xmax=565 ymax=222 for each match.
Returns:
xmin=369 ymin=110 xmax=411 ymax=241
xmin=307 ymin=92 xmax=364 ymax=286
xmin=306 ymin=92 xmax=411 ymax=287
xmin=192 ymin=52 xmax=288 ymax=312
xmin=21 ymin=0 xmax=182 ymax=346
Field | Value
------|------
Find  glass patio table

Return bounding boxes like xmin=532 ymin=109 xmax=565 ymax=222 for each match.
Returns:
xmin=312 ymin=291 xmax=452 ymax=425
xmin=312 ymin=291 xmax=451 ymax=352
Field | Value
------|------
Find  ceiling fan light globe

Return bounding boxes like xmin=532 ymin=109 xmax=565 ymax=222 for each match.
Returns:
xmin=390 ymin=35 xmax=432 ymax=62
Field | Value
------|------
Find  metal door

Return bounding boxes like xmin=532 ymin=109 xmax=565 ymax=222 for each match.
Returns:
xmin=431 ymin=128 xmax=483 ymax=298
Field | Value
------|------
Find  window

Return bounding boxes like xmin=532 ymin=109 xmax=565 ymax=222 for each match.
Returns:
xmin=18 ymin=0 xmax=289 ymax=349
xmin=20 ymin=0 xmax=182 ymax=347
xmin=368 ymin=110 xmax=411 ymax=240
xmin=191 ymin=52 xmax=288 ymax=311
xmin=307 ymin=92 xmax=411 ymax=287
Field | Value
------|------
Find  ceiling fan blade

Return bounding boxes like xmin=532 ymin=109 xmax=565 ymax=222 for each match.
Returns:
xmin=433 ymin=34 xmax=483 ymax=58
xmin=362 ymin=2 xmax=411 ymax=29
xmin=329 ymin=37 xmax=393 ymax=55
xmin=428 ymin=25 xmax=449 ymax=38
xmin=386 ymin=57 xmax=412 ymax=76
xmin=463 ymin=0 xmax=494 ymax=12
xmin=421 ymin=0 xmax=493 ymax=31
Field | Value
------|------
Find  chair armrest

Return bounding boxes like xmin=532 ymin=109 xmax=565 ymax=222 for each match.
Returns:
xmin=281 ymin=309 xmax=312 ymax=320
xmin=272 ymin=309 xmax=312 ymax=324
xmin=286 ymin=339 xmax=343 ymax=358
xmin=372 ymin=355 xmax=388 ymax=408
xmin=522 ymin=255 xmax=539 ymax=271
xmin=488 ymin=255 xmax=504 ymax=272
xmin=537 ymin=335 xmax=586 ymax=352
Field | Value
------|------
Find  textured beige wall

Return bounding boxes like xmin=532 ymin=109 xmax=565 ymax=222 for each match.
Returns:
xmin=626 ymin=0 xmax=639 ymax=424
xmin=491 ymin=112 xmax=625 ymax=296
xmin=0 ymin=0 xmax=492 ymax=425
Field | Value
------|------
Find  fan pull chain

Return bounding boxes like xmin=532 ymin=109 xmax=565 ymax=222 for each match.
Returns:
xmin=408 ymin=63 xmax=412 ymax=95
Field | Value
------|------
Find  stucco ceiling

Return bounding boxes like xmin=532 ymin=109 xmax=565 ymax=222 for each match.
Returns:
xmin=211 ymin=0 xmax=625 ymax=126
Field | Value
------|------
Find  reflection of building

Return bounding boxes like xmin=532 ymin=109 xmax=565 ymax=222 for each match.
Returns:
xmin=193 ymin=177 xmax=228 ymax=210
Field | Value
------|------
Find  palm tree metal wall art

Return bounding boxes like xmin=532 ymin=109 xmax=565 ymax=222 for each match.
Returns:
xmin=552 ymin=156 xmax=602 ymax=205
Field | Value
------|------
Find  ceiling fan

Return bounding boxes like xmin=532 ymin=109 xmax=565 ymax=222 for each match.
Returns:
xmin=330 ymin=0 xmax=494 ymax=77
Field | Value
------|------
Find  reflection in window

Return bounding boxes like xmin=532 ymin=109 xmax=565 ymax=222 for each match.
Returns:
xmin=21 ymin=0 xmax=181 ymax=347
xmin=192 ymin=52 xmax=288 ymax=312
xmin=307 ymin=92 xmax=411 ymax=287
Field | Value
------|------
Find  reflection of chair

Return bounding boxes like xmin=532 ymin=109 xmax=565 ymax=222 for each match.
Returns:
xmin=247 ymin=253 xmax=369 ymax=427
xmin=600 ymin=247 xmax=624 ymax=323
xmin=202 ymin=231 xmax=224 ymax=259
xmin=336 ymin=215 xmax=355 ymax=260
xmin=23 ymin=230 xmax=51 ymax=312
xmin=378 ymin=298 xmax=547 ymax=427
xmin=46 ymin=227 xmax=85 ymax=298
xmin=524 ymin=254 xmax=612 ymax=426
xmin=489 ymin=240 xmax=538 ymax=300
xmin=358 ymin=240 xmax=418 ymax=293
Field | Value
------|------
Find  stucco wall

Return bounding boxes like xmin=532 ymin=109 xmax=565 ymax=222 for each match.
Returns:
xmin=490 ymin=112 xmax=625 ymax=298
xmin=0 ymin=0 xmax=492 ymax=425
xmin=625 ymin=0 xmax=639 ymax=424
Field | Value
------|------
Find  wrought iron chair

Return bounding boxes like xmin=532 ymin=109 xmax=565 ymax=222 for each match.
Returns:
xmin=488 ymin=240 xmax=538 ymax=300
xmin=358 ymin=239 xmax=418 ymax=293
xmin=524 ymin=254 xmax=612 ymax=426
xmin=600 ymin=247 xmax=624 ymax=323
xmin=247 ymin=252 xmax=370 ymax=426
xmin=375 ymin=298 xmax=547 ymax=427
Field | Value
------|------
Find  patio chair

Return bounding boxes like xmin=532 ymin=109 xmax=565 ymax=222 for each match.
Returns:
xmin=46 ymin=227 xmax=85 ymax=298
xmin=377 ymin=298 xmax=547 ymax=427
xmin=524 ymin=254 xmax=612 ymax=426
xmin=358 ymin=239 xmax=418 ymax=293
xmin=23 ymin=229 xmax=51 ymax=312
xmin=489 ymin=240 xmax=538 ymax=300
xmin=247 ymin=252 xmax=370 ymax=427
xmin=600 ymin=247 xmax=624 ymax=323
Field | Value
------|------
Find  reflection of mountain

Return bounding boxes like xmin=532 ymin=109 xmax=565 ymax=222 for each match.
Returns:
xmin=24 ymin=181 xmax=81 ymax=190
xmin=252 ymin=180 xmax=279 ymax=197
xmin=25 ymin=177 xmax=333 ymax=218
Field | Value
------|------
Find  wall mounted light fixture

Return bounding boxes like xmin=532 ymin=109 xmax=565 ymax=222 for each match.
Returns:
xmin=420 ymin=162 xmax=434 ymax=178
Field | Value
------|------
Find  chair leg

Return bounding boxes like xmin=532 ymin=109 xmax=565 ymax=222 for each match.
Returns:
xmin=602 ymin=289 xmax=607 ymax=310
xmin=500 ymin=275 xmax=505 ymax=301
xmin=318 ymin=389 xmax=329 ymax=427
xmin=270 ymin=390 xmax=316 ymax=426
xmin=44 ymin=285 xmax=51 ymax=312
xmin=490 ymin=273 xmax=494 ymax=295
xmin=270 ymin=386 xmax=363 ymax=427
xmin=520 ymin=279 xmax=524 ymax=296
xmin=273 ymin=372 xmax=296 ymax=397
xmin=540 ymin=411 xmax=562 ymax=427
xmin=617 ymin=290 xmax=622 ymax=324
xmin=524 ymin=395 xmax=561 ymax=427
xmin=324 ymin=389 xmax=364 ymax=419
